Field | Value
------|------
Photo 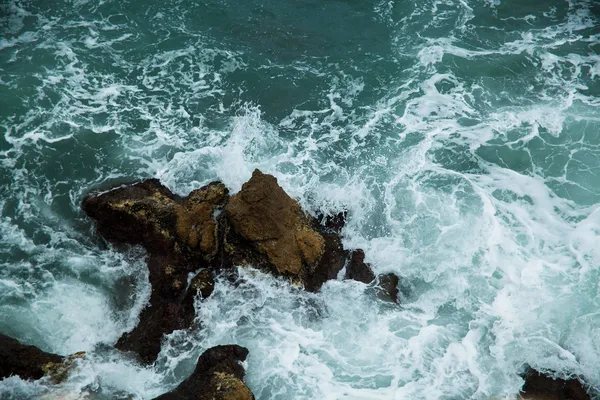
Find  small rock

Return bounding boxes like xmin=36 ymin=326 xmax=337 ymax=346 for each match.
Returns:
xmin=344 ymin=249 xmax=375 ymax=284
xmin=376 ymin=273 xmax=400 ymax=303
xmin=153 ymin=345 xmax=254 ymax=400
xmin=520 ymin=369 xmax=590 ymax=400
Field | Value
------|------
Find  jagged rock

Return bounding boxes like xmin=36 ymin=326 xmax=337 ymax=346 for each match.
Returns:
xmin=345 ymin=249 xmax=375 ymax=283
xmin=520 ymin=369 xmax=590 ymax=400
xmin=153 ymin=345 xmax=254 ymax=400
xmin=225 ymin=170 xmax=324 ymax=278
xmin=0 ymin=333 xmax=63 ymax=381
xmin=303 ymin=227 xmax=347 ymax=292
xmin=82 ymin=179 xmax=228 ymax=261
xmin=376 ymin=273 xmax=400 ymax=303
xmin=343 ymin=251 xmax=400 ymax=303
xmin=43 ymin=351 xmax=86 ymax=383
xmin=224 ymin=170 xmax=347 ymax=291
xmin=81 ymin=171 xmax=367 ymax=362
xmin=82 ymin=180 xmax=227 ymax=363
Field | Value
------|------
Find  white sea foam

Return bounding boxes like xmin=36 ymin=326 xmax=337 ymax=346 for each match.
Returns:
xmin=1 ymin=0 xmax=600 ymax=399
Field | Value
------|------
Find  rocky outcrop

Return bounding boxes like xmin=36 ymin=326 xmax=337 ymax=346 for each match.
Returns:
xmin=0 ymin=333 xmax=64 ymax=381
xmin=520 ymin=369 xmax=590 ymax=400
xmin=81 ymin=170 xmax=366 ymax=363
xmin=153 ymin=345 xmax=253 ymax=400
xmin=377 ymin=273 xmax=400 ymax=303
xmin=224 ymin=170 xmax=346 ymax=290
xmin=344 ymin=250 xmax=400 ymax=303
xmin=82 ymin=179 xmax=226 ymax=363
xmin=345 ymin=249 xmax=375 ymax=283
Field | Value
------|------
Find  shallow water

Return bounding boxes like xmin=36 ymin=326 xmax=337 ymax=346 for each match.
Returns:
xmin=1 ymin=0 xmax=600 ymax=398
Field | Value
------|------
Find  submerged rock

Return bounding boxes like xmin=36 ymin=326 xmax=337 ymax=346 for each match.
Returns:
xmin=344 ymin=250 xmax=400 ymax=303
xmin=153 ymin=345 xmax=254 ymax=400
xmin=520 ymin=369 xmax=590 ymax=400
xmin=0 ymin=333 xmax=63 ymax=381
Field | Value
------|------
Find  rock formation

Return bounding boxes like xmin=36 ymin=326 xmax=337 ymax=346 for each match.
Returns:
xmin=152 ymin=345 xmax=253 ymax=400
xmin=82 ymin=179 xmax=226 ymax=363
xmin=81 ymin=169 xmax=354 ymax=363
xmin=520 ymin=369 xmax=590 ymax=399
xmin=0 ymin=333 xmax=83 ymax=383
xmin=345 ymin=249 xmax=375 ymax=283
xmin=376 ymin=273 xmax=400 ymax=303
xmin=344 ymin=249 xmax=400 ymax=303
xmin=223 ymin=170 xmax=347 ymax=290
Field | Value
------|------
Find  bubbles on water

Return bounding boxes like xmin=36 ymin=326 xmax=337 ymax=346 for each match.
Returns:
xmin=2 ymin=0 xmax=600 ymax=399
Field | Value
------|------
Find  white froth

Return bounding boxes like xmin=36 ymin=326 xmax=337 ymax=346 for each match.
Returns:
xmin=2 ymin=0 xmax=600 ymax=399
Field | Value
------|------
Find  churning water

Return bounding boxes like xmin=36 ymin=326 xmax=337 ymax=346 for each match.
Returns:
xmin=1 ymin=0 xmax=600 ymax=398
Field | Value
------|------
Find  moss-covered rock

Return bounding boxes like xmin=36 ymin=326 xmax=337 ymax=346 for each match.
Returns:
xmin=42 ymin=351 xmax=86 ymax=384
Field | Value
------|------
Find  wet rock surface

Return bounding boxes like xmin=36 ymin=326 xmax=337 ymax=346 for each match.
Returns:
xmin=82 ymin=180 xmax=227 ymax=363
xmin=0 ymin=333 xmax=64 ymax=381
xmin=344 ymin=249 xmax=400 ymax=303
xmin=345 ymin=249 xmax=375 ymax=284
xmin=520 ymin=369 xmax=590 ymax=400
xmin=376 ymin=273 xmax=400 ymax=303
xmin=81 ymin=170 xmax=354 ymax=363
xmin=153 ymin=345 xmax=253 ymax=400
xmin=224 ymin=170 xmax=344 ymax=289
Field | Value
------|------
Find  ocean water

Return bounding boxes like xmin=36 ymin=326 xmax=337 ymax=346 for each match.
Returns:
xmin=1 ymin=0 xmax=600 ymax=398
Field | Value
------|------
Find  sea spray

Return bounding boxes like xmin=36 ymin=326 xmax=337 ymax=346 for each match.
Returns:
xmin=2 ymin=0 xmax=600 ymax=398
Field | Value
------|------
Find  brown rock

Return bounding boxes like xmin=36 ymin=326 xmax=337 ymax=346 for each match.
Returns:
xmin=225 ymin=170 xmax=341 ymax=290
xmin=0 ymin=333 xmax=64 ymax=381
xmin=82 ymin=172 xmax=370 ymax=364
xmin=43 ymin=351 xmax=86 ymax=383
xmin=520 ymin=369 xmax=591 ymax=400
xmin=376 ymin=273 xmax=400 ymax=303
xmin=82 ymin=179 xmax=228 ymax=261
xmin=304 ymin=229 xmax=348 ymax=292
xmin=153 ymin=345 xmax=254 ymax=400
xmin=345 ymin=249 xmax=375 ymax=284
xmin=82 ymin=180 xmax=228 ymax=363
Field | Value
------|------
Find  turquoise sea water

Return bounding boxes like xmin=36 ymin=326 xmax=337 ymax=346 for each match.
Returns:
xmin=1 ymin=0 xmax=600 ymax=398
